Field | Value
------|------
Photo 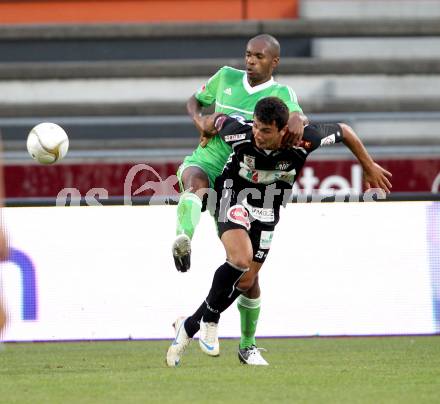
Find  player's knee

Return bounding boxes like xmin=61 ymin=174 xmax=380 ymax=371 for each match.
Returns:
xmin=238 ymin=271 xmax=256 ymax=291
xmin=182 ymin=168 xmax=209 ymax=192
xmin=242 ymin=275 xmax=260 ymax=296
xmin=228 ymin=251 xmax=252 ymax=271
xmin=191 ymin=178 xmax=209 ymax=193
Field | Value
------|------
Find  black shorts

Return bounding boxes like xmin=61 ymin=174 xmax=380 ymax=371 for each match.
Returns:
xmin=215 ymin=203 xmax=277 ymax=264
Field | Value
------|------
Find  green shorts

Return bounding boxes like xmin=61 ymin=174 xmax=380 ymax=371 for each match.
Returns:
xmin=177 ymin=136 xmax=232 ymax=191
xmin=176 ymin=155 xmax=221 ymax=192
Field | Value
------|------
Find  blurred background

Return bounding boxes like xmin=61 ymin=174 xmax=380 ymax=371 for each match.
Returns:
xmin=0 ymin=0 xmax=439 ymax=201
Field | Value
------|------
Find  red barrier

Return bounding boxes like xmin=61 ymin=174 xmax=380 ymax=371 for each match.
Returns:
xmin=5 ymin=158 xmax=440 ymax=198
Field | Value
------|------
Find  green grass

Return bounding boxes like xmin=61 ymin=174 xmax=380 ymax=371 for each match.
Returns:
xmin=1 ymin=337 xmax=439 ymax=404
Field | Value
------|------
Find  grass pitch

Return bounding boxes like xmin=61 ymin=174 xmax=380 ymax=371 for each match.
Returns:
xmin=1 ymin=337 xmax=439 ymax=404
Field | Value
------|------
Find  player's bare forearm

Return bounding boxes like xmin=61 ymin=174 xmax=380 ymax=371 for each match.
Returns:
xmin=340 ymin=123 xmax=375 ymax=169
xmin=283 ymin=112 xmax=308 ymax=147
xmin=187 ymin=94 xmax=213 ymax=146
xmin=186 ymin=94 xmax=203 ymax=119
xmin=186 ymin=94 xmax=204 ymax=130
xmin=340 ymin=123 xmax=392 ymax=193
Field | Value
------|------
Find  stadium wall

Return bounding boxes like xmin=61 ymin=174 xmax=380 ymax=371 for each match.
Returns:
xmin=0 ymin=0 xmax=298 ymax=24
xmin=1 ymin=202 xmax=439 ymax=341
xmin=4 ymin=158 xmax=440 ymax=198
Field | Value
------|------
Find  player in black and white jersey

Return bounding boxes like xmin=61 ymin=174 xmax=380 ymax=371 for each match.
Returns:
xmin=166 ymin=97 xmax=392 ymax=367
xmin=213 ymin=109 xmax=344 ymax=249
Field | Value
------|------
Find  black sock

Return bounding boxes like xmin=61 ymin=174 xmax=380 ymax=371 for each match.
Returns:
xmin=184 ymin=288 xmax=242 ymax=337
xmin=184 ymin=262 xmax=246 ymax=336
xmin=184 ymin=301 xmax=207 ymax=338
xmin=203 ymin=261 xmax=247 ymax=323
xmin=218 ymin=287 xmax=242 ymax=313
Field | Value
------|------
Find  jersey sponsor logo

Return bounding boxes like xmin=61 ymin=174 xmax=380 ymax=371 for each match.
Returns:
xmin=276 ymin=161 xmax=291 ymax=171
xmin=244 ymin=154 xmax=256 ymax=169
xmin=224 ymin=133 xmax=247 ymax=142
xmin=224 ymin=87 xmax=232 ymax=95
xmin=239 ymin=162 xmax=297 ymax=185
xmin=242 ymin=200 xmax=274 ymax=223
xmin=320 ymin=134 xmax=336 ymax=146
xmin=227 ymin=205 xmax=251 ymax=231
xmin=259 ymin=231 xmax=274 ymax=249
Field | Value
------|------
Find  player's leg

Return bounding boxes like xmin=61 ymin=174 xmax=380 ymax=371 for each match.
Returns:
xmin=236 ymin=223 xmax=274 ymax=365
xmin=203 ymin=227 xmax=253 ymax=322
xmin=199 ymin=228 xmax=252 ymax=356
xmin=238 ymin=266 xmax=262 ymax=349
xmin=172 ymin=165 xmax=210 ymax=272
xmin=0 ymin=300 xmax=5 ymax=335
xmin=176 ymin=166 xmax=208 ymax=238
xmin=182 ymin=226 xmax=253 ymax=357
xmin=167 ymin=227 xmax=252 ymax=364
xmin=237 ymin=273 xmax=269 ymax=365
xmin=166 ymin=316 xmax=192 ymax=367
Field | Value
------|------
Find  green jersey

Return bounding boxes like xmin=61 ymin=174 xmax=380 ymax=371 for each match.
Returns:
xmin=181 ymin=66 xmax=303 ymax=186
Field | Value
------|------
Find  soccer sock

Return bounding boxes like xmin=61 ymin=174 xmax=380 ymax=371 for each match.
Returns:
xmin=184 ymin=288 xmax=242 ymax=338
xmin=203 ymin=261 xmax=247 ymax=323
xmin=237 ymin=295 xmax=261 ymax=349
xmin=218 ymin=288 xmax=242 ymax=313
xmin=176 ymin=192 xmax=203 ymax=239
xmin=184 ymin=262 xmax=246 ymax=336
xmin=184 ymin=301 xmax=206 ymax=338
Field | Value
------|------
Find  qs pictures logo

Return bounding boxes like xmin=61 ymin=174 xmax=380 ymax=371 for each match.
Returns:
xmin=123 ymin=164 xmax=180 ymax=205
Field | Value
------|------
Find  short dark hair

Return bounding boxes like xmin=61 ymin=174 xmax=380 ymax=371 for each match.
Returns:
xmin=254 ymin=97 xmax=289 ymax=130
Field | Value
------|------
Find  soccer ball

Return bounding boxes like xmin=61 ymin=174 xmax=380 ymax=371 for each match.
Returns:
xmin=26 ymin=122 xmax=69 ymax=164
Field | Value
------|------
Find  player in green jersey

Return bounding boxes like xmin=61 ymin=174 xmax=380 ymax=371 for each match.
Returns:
xmin=172 ymin=34 xmax=307 ymax=364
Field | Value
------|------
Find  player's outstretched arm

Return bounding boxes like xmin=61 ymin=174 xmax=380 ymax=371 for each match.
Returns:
xmin=282 ymin=112 xmax=309 ymax=148
xmin=340 ymin=123 xmax=393 ymax=193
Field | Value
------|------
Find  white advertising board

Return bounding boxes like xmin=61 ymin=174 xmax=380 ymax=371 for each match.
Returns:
xmin=1 ymin=202 xmax=439 ymax=341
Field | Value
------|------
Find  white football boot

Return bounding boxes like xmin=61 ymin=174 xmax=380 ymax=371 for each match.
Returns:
xmin=238 ymin=345 xmax=269 ymax=366
xmin=198 ymin=320 xmax=220 ymax=357
xmin=166 ymin=317 xmax=191 ymax=367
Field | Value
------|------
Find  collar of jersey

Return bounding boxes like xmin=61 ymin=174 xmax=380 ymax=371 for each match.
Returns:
xmin=251 ymin=137 xmax=278 ymax=156
xmin=242 ymin=74 xmax=275 ymax=94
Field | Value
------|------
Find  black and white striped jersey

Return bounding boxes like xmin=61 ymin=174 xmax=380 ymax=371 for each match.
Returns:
xmin=214 ymin=115 xmax=344 ymax=221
